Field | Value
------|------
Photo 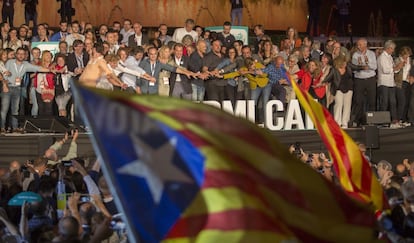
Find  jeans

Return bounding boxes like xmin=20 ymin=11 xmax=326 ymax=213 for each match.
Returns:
xmin=25 ymin=10 xmax=37 ymax=27
xmin=1 ymin=87 xmax=21 ymax=129
xmin=251 ymin=84 xmax=272 ymax=122
xmin=191 ymin=84 xmax=205 ymax=102
xmin=231 ymin=8 xmax=243 ymax=26
xmin=378 ymin=85 xmax=397 ymax=121
xmin=30 ymin=86 xmax=38 ymax=116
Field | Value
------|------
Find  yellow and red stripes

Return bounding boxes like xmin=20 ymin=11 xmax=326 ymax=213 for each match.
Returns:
xmin=89 ymin=89 xmax=378 ymax=242
xmin=291 ymin=80 xmax=388 ymax=212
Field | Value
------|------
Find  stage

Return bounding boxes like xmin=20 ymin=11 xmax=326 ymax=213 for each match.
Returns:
xmin=1 ymin=126 xmax=413 ymax=168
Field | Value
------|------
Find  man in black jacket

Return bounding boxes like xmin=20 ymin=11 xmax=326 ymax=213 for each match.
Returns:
xmin=66 ymin=39 xmax=89 ymax=79
xmin=169 ymin=43 xmax=192 ymax=99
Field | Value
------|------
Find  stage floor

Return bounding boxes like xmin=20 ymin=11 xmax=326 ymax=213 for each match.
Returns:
xmin=0 ymin=126 xmax=413 ymax=167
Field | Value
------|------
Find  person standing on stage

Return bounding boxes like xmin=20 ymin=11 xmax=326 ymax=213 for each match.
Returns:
xmin=1 ymin=47 xmax=50 ymax=133
xmin=1 ymin=0 xmax=15 ymax=27
xmin=57 ymin=0 xmax=75 ymax=24
xmin=230 ymin=0 xmax=243 ymax=26
xmin=350 ymin=38 xmax=377 ymax=127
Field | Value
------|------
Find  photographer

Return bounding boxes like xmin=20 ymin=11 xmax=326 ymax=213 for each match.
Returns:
xmin=21 ymin=157 xmax=48 ymax=191
xmin=377 ymin=160 xmax=394 ymax=188
xmin=44 ymin=130 xmax=79 ymax=165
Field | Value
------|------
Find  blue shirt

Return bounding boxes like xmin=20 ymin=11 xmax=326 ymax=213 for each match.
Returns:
xmin=263 ymin=63 xmax=289 ymax=85
xmin=5 ymin=59 xmax=43 ymax=87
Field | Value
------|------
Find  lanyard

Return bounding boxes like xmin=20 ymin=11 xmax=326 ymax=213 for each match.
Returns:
xmin=14 ymin=63 xmax=24 ymax=77
xmin=76 ymin=55 xmax=84 ymax=68
xmin=151 ymin=63 xmax=155 ymax=76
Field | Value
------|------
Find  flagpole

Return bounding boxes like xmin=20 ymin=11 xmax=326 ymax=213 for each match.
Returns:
xmin=70 ymin=80 xmax=140 ymax=243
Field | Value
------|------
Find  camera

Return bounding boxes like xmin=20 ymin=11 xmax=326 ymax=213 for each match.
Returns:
xmin=292 ymin=142 xmax=302 ymax=158
xmin=20 ymin=165 xmax=31 ymax=178
xmin=79 ymin=195 xmax=90 ymax=203
xmin=110 ymin=214 xmax=126 ymax=232
xmin=62 ymin=160 xmax=72 ymax=167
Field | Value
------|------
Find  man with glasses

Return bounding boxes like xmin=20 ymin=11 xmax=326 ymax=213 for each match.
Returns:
xmin=66 ymin=39 xmax=89 ymax=79
xmin=120 ymin=19 xmax=134 ymax=46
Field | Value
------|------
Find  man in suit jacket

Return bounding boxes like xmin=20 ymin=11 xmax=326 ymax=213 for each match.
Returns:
xmin=128 ymin=22 xmax=149 ymax=48
xmin=169 ymin=43 xmax=192 ymax=99
xmin=138 ymin=47 xmax=176 ymax=95
xmin=66 ymin=39 xmax=89 ymax=79
xmin=138 ymin=47 xmax=195 ymax=95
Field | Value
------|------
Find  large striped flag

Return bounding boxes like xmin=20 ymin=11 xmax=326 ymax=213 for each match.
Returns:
xmin=291 ymin=79 xmax=388 ymax=212
xmin=72 ymin=83 xmax=379 ymax=243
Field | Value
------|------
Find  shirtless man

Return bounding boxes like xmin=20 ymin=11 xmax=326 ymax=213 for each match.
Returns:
xmin=79 ymin=42 xmax=127 ymax=90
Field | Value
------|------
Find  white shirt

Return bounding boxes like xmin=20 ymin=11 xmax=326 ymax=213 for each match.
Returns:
xmin=172 ymin=27 xmax=198 ymax=43
xmin=66 ymin=33 xmax=85 ymax=50
xmin=118 ymin=60 xmax=146 ymax=88
xmin=120 ymin=28 xmax=134 ymax=45
xmin=134 ymin=34 xmax=143 ymax=46
xmin=400 ymin=57 xmax=411 ymax=82
xmin=175 ymin=57 xmax=182 ymax=82
xmin=377 ymin=51 xmax=395 ymax=87
xmin=351 ymin=49 xmax=377 ymax=79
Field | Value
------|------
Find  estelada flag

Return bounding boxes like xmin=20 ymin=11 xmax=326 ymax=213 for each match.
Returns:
xmin=72 ymin=84 xmax=379 ymax=243
xmin=291 ymin=77 xmax=388 ymax=213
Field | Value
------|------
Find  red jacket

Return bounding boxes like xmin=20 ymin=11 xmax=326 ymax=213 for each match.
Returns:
xmin=34 ymin=64 xmax=55 ymax=89
xmin=296 ymin=68 xmax=325 ymax=98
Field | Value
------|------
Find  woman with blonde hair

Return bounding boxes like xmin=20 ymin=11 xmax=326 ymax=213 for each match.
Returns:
xmin=332 ymin=57 xmax=353 ymax=128
xmin=158 ymin=45 xmax=172 ymax=96
xmin=260 ymin=39 xmax=277 ymax=66
xmin=296 ymin=59 xmax=323 ymax=96
xmin=282 ymin=27 xmax=302 ymax=52
xmin=34 ymin=50 xmax=55 ymax=116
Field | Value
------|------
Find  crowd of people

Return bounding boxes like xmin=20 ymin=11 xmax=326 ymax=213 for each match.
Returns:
xmin=0 ymin=132 xmax=413 ymax=242
xmin=0 ymin=130 xmax=125 ymax=242
xmin=0 ymin=14 xmax=412 ymax=241
xmin=0 ymin=16 xmax=413 ymax=132
xmin=289 ymin=141 xmax=414 ymax=240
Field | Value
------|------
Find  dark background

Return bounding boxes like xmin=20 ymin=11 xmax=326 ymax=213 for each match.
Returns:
xmin=321 ymin=0 xmax=414 ymax=37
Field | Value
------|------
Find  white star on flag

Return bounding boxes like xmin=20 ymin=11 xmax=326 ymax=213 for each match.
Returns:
xmin=117 ymin=135 xmax=193 ymax=204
